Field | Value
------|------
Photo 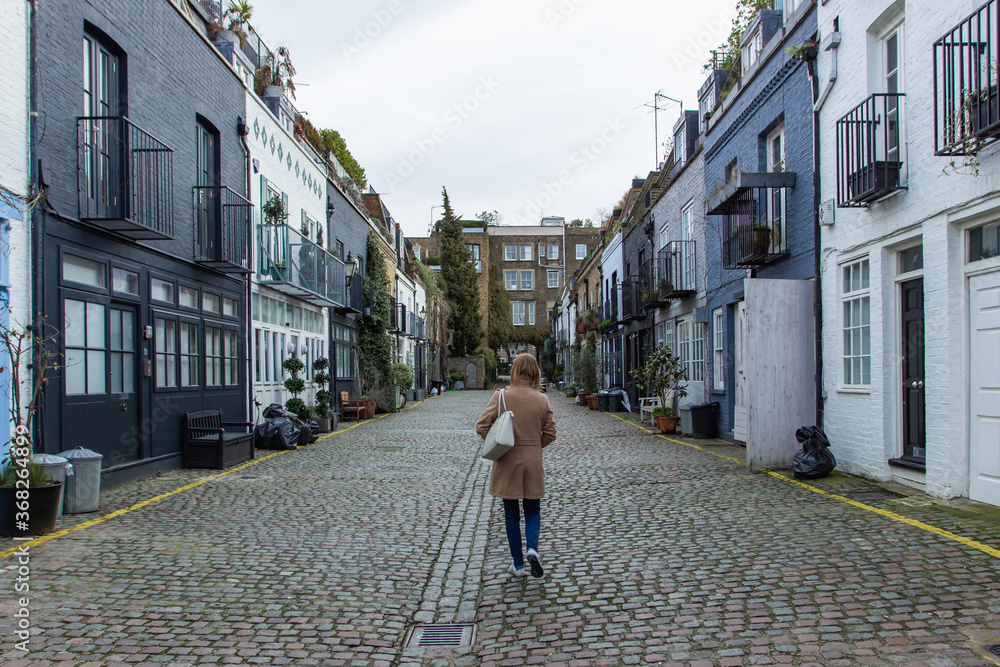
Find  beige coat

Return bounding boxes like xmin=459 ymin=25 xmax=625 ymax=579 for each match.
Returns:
xmin=476 ymin=380 xmax=557 ymax=499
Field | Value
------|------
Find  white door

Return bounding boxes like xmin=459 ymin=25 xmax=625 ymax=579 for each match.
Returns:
xmin=733 ymin=301 xmax=748 ymax=442
xmin=970 ymin=271 xmax=1000 ymax=507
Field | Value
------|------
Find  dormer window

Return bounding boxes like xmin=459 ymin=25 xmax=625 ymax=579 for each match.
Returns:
xmin=742 ymin=24 xmax=764 ymax=74
xmin=673 ymin=124 xmax=686 ymax=166
xmin=699 ymin=88 xmax=715 ymax=130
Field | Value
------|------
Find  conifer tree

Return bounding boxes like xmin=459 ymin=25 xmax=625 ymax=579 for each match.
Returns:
xmin=438 ymin=187 xmax=482 ymax=356
xmin=488 ymin=263 xmax=513 ymax=351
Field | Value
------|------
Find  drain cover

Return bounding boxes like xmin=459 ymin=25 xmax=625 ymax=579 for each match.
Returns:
xmin=987 ymin=645 xmax=1000 ymax=657
xmin=405 ymin=623 xmax=475 ymax=648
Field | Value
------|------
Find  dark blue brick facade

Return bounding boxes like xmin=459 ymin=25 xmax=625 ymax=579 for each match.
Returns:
xmin=702 ymin=4 xmax=818 ymax=439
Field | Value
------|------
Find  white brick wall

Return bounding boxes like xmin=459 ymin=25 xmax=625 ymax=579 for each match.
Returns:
xmin=817 ymin=0 xmax=1000 ymax=500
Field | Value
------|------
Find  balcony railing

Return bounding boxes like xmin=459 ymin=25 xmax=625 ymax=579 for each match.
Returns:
xmin=192 ymin=186 xmax=251 ymax=273
xmin=197 ymin=0 xmax=221 ymax=20
xmin=934 ymin=0 xmax=1000 ymax=155
xmin=657 ymin=241 xmax=697 ymax=299
xmin=258 ymin=223 xmax=344 ymax=306
xmin=78 ymin=116 xmax=173 ymax=240
xmin=836 ymin=93 xmax=907 ymax=207
xmin=336 ymin=275 xmax=364 ymax=314
xmin=620 ymin=277 xmax=643 ymax=322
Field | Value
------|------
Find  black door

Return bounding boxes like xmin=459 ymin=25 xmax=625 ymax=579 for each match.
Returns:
xmin=62 ymin=293 xmax=141 ymax=467
xmin=901 ymin=278 xmax=925 ymax=463
xmin=82 ymin=34 xmax=121 ymax=219
xmin=196 ymin=123 xmax=220 ymax=258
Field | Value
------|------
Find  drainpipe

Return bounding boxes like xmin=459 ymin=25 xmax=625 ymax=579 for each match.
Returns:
xmin=28 ymin=0 xmax=44 ymax=449
xmin=805 ymin=43 xmax=824 ymax=429
xmin=813 ymin=31 xmax=841 ymax=114
xmin=238 ymin=116 xmax=253 ymax=422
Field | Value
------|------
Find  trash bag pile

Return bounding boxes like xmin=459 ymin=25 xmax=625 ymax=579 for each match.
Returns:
xmin=792 ymin=426 xmax=835 ymax=479
xmin=254 ymin=403 xmax=319 ymax=450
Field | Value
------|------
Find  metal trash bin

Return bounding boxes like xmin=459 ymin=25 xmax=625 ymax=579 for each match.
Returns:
xmin=33 ymin=454 xmax=71 ymax=518
xmin=690 ymin=402 xmax=720 ymax=439
xmin=679 ymin=404 xmax=694 ymax=436
xmin=597 ymin=390 xmax=610 ymax=411
xmin=59 ymin=447 xmax=103 ymax=514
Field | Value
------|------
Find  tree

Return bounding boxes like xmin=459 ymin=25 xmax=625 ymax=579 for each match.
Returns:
xmin=438 ymin=187 xmax=482 ymax=356
xmin=476 ymin=210 xmax=503 ymax=226
xmin=487 ymin=263 xmax=513 ymax=351
xmin=320 ymin=129 xmax=367 ymax=190
xmin=359 ymin=234 xmax=393 ymax=386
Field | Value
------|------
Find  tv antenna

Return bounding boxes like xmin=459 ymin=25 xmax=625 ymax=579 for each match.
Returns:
xmin=635 ymin=90 xmax=682 ymax=168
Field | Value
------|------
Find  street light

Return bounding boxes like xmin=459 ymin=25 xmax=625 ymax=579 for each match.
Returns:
xmin=344 ymin=251 xmax=358 ymax=285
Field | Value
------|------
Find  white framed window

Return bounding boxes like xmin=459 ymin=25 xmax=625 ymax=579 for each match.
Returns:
xmin=664 ymin=319 xmax=674 ymax=353
xmin=505 ymin=244 xmax=517 ymax=261
xmin=677 ymin=319 xmax=690 ymax=370
xmin=467 ymin=244 xmax=481 ymax=273
xmin=742 ymin=24 xmax=764 ymax=74
xmin=654 ymin=321 xmax=666 ymax=348
xmin=520 ymin=270 xmax=533 ymax=291
xmin=576 ymin=244 xmax=587 ymax=260
xmin=713 ymin=308 xmax=725 ymax=390
xmin=691 ymin=323 xmax=705 ymax=383
xmin=699 ymin=87 xmax=715 ymax=131
xmin=512 ymin=302 xmax=526 ymax=326
xmin=520 ymin=245 xmax=532 ymax=261
xmin=674 ymin=123 xmax=686 ymax=166
xmin=658 ymin=227 xmax=668 ymax=250
xmin=547 ymin=244 xmax=559 ymax=260
xmin=548 ymin=270 xmax=559 ymax=288
xmin=681 ymin=200 xmax=696 ymax=288
xmin=504 ymin=270 xmax=517 ymax=291
xmin=783 ymin=0 xmax=802 ymax=21
xmin=881 ymin=22 xmax=904 ymax=162
xmin=765 ymin=124 xmax=786 ymax=247
xmin=842 ymin=258 xmax=872 ymax=387
xmin=528 ymin=302 xmax=536 ymax=325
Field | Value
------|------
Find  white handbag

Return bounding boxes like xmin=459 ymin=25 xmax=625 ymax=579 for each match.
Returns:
xmin=481 ymin=389 xmax=515 ymax=460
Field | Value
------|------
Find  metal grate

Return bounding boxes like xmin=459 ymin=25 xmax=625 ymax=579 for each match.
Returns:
xmin=405 ymin=623 xmax=475 ymax=648
xmin=987 ymin=645 xmax=1000 ymax=657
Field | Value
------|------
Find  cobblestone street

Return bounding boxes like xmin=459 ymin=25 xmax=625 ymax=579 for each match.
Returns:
xmin=3 ymin=390 xmax=1000 ymax=667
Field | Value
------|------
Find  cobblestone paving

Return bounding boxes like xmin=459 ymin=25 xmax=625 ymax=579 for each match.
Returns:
xmin=1 ymin=391 xmax=999 ymax=667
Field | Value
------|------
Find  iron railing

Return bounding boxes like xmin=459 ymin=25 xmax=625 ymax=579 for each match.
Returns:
xmin=78 ymin=116 xmax=173 ymax=239
xmin=934 ymin=0 xmax=1000 ymax=155
xmin=258 ymin=223 xmax=344 ymax=306
xmin=337 ymin=275 xmax=364 ymax=314
xmin=620 ymin=277 xmax=643 ymax=322
xmin=198 ymin=0 xmax=221 ymax=21
xmin=657 ymin=241 xmax=697 ymax=299
xmin=721 ymin=188 xmax=788 ymax=268
xmin=192 ymin=186 xmax=251 ymax=272
xmin=836 ymin=93 xmax=907 ymax=207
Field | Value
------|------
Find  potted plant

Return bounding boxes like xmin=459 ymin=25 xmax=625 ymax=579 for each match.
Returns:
xmin=586 ymin=391 xmax=599 ymax=410
xmin=282 ymin=357 xmax=309 ymax=419
xmin=583 ymin=308 xmax=599 ymax=331
xmin=311 ymin=357 xmax=332 ymax=433
xmin=565 ymin=383 xmax=578 ymax=398
xmin=657 ymin=278 xmax=674 ymax=300
xmin=261 ymin=196 xmax=289 ymax=280
xmin=391 ymin=362 xmax=414 ymax=402
xmin=635 ymin=346 xmax=689 ymax=435
xmin=449 ymin=372 xmax=463 ymax=390
xmin=208 ymin=0 xmax=253 ymax=46
xmin=0 ymin=319 xmax=65 ymax=537
xmin=651 ymin=406 xmax=678 ymax=434
xmin=256 ymin=45 xmax=297 ymax=100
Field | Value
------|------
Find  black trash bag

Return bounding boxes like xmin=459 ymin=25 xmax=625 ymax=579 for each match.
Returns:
xmin=304 ymin=420 xmax=320 ymax=444
xmin=793 ymin=426 xmax=836 ymax=479
xmin=277 ymin=419 xmax=300 ymax=450
xmin=253 ymin=422 xmax=282 ymax=450
xmin=288 ymin=417 xmax=315 ymax=446
xmin=263 ymin=403 xmax=292 ymax=419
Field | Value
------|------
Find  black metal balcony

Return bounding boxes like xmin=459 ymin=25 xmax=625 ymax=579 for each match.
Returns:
xmin=707 ymin=172 xmax=794 ymax=269
xmin=620 ymin=277 xmax=643 ymax=322
xmin=258 ymin=223 xmax=345 ymax=307
xmin=192 ymin=186 xmax=251 ymax=273
xmin=78 ymin=116 xmax=173 ymax=240
xmin=934 ymin=1 xmax=1000 ymax=155
xmin=393 ymin=302 xmax=407 ymax=334
xmin=658 ymin=241 xmax=697 ymax=298
xmin=336 ymin=276 xmax=364 ymax=314
xmin=836 ymin=93 xmax=907 ymax=207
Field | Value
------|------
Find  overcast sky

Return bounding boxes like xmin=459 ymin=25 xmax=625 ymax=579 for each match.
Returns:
xmin=251 ymin=0 xmax=737 ymax=238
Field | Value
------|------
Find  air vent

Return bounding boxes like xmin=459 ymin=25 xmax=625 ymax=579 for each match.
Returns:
xmin=405 ymin=623 xmax=475 ymax=648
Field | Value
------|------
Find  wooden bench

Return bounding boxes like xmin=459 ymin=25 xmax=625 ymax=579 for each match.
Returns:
xmin=340 ymin=391 xmax=363 ymax=422
xmin=182 ymin=410 xmax=254 ymax=469
xmin=639 ymin=397 xmax=661 ymax=425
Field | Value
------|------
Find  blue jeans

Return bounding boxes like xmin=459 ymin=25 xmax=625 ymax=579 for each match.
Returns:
xmin=503 ymin=498 xmax=540 ymax=568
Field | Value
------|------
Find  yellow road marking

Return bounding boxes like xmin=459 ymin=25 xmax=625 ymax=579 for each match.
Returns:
xmin=611 ymin=412 xmax=1000 ymax=561
xmin=0 ymin=400 xmax=428 ymax=560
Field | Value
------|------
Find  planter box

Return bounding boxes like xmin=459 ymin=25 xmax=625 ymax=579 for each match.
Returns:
xmin=365 ymin=400 xmax=376 ymax=419
xmin=0 ymin=482 xmax=64 ymax=537
xmin=586 ymin=394 xmax=599 ymax=410
xmin=846 ymin=161 xmax=902 ymax=204
xmin=315 ymin=417 xmax=331 ymax=433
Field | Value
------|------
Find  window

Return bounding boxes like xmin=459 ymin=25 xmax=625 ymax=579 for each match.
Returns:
xmin=520 ymin=245 xmax=532 ymax=261
xmin=505 ymin=270 xmax=518 ymax=291
xmin=467 ymin=244 xmax=481 ymax=273
xmin=202 ymin=292 xmax=220 ymax=313
xmin=334 ymin=324 xmax=355 ymax=378
xmin=713 ymin=308 xmax=725 ymax=390
xmin=336 ymin=240 xmax=345 ymax=260
xmin=783 ymin=0 xmax=802 ymax=20
xmin=154 ymin=317 xmax=177 ymax=389
xmin=151 ymin=278 xmax=174 ymax=304
xmin=63 ymin=254 xmax=106 ymax=289
xmin=224 ymin=330 xmax=238 ymax=386
xmin=505 ymin=245 xmax=517 ymax=261
xmin=82 ymin=34 xmax=120 ymax=209
xmin=765 ymin=124 xmax=786 ymax=244
xmin=677 ymin=319 xmax=691 ymax=378
xmin=725 ymin=158 xmax=738 ymax=183
xmin=882 ymin=23 xmax=904 ymax=161
xmin=520 ymin=270 xmax=533 ymax=291
xmin=547 ymin=244 xmax=559 ymax=260
xmin=970 ymin=221 xmax=1000 ymax=262
xmin=898 ymin=245 xmax=923 ymax=273
xmin=548 ymin=271 xmax=559 ymax=288
xmin=842 ymin=259 xmax=871 ymax=386
xmin=681 ymin=201 xmax=696 ymax=288
xmin=741 ymin=24 xmax=764 ymax=74
xmin=664 ymin=319 xmax=674 ymax=353
xmin=196 ymin=120 xmax=220 ymax=256
xmin=699 ymin=87 xmax=715 ymax=131
xmin=64 ymin=299 xmax=106 ymax=395
xmin=674 ymin=124 xmax=686 ymax=166
xmin=576 ymin=244 xmax=587 ymax=260
xmin=206 ymin=327 xmax=223 ymax=387
xmin=180 ymin=286 xmax=199 ymax=309
xmin=223 ymin=297 xmax=238 ymax=317
xmin=528 ymin=302 xmax=536 ymax=326
xmin=180 ymin=322 xmax=199 ymax=387
xmin=658 ymin=227 xmax=668 ymax=250
xmin=112 ymin=268 xmax=138 ymax=295
xmin=109 ymin=308 xmax=135 ymax=394
xmin=512 ymin=302 xmax=526 ymax=326
xmin=655 ymin=321 xmax=666 ymax=348
xmin=691 ymin=323 xmax=706 ymax=383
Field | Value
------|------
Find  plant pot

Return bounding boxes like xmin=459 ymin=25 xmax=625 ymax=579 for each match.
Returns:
xmin=365 ymin=400 xmax=375 ymax=419
xmin=315 ymin=417 xmax=331 ymax=433
xmin=576 ymin=323 xmax=586 ymax=333
xmin=212 ymin=29 xmax=239 ymax=45
xmin=566 ymin=387 xmax=577 ymax=397
xmin=655 ymin=415 xmax=679 ymax=434
xmin=657 ymin=283 xmax=674 ymax=300
xmin=0 ymin=481 xmax=65 ymax=537
xmin=263 ymin=84 xmax=284 ymax=99
xmin=586 ymin=394 xmax=599 ymax=410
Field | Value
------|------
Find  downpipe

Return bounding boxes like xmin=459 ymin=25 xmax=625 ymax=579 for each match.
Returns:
xmin=805 ymin=45 xmax=824 ymax=429
xmin=238 ymin=116 xmax=253 ymax=422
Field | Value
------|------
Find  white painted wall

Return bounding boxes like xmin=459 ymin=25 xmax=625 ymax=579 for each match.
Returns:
xmin=601 ymin=230 xmax=624 ymax=388
xmin=817 ymin=0 xmax=1000 ymax=501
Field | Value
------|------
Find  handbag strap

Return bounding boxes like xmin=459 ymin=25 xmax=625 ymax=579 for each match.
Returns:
xmin=498 ymin=388 xmax=506 ymax=417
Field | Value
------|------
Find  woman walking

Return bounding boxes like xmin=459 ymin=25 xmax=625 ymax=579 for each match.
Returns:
xmin=476 ymin=354 xmax=556 ymax=578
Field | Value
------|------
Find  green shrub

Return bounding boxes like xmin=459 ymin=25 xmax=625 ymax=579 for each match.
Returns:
xmin=390 ymin=362 xmax=414 ymax=391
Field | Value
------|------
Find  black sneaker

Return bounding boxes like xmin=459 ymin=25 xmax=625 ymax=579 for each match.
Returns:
xmin=526 ymin=548 xmax=544 ymax=578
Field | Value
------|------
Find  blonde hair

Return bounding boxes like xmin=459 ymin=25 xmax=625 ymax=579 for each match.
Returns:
xmin=509 ymin=353 xmax=541 ymax=390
